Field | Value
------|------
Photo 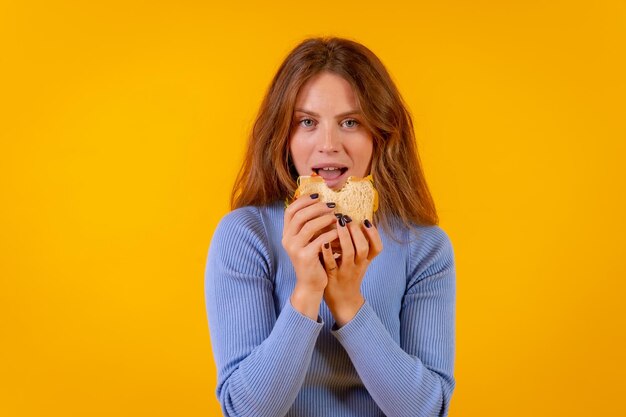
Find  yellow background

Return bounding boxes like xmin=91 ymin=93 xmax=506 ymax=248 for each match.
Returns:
xmin=1 ymin=1 xmax=625 ymax=416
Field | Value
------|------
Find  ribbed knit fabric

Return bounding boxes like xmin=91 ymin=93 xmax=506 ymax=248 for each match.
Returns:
xmin=204 ymin=200 xmax=456 ymax=417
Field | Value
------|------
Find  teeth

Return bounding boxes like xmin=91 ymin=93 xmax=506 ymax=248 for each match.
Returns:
xmin=321 ymin=167 xmax=340 ymax=171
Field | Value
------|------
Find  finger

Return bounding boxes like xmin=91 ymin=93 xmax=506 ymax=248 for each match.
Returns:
xmin=284 ymin=193 xmax=326 ymax=226
xmin=361 ymin=218 xmax=383 ymax=260
xmin=346 ymin=218 xmax=370 ymax=263
xmin=321 ymin=241 xmax=338 ymax=276
xmin=336 ymin=216 xmax=354 ymax=264
xmin=296 ymin=213 xmax=337 ymax=246
xmin=284 ymin=192 xmax=318 ymax=220
xmin=305 ymin=228 xmax=339 ymax=256
xmin=284 ymin=199 xmax=336 ymax=238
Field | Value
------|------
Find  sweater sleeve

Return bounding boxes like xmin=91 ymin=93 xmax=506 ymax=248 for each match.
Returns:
xmin=204 ymin=207 xmax=324 ymax=417
xmin=331 ymin=226 xmax=456 ymax=417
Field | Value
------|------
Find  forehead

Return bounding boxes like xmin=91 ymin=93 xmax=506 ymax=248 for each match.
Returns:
xmin=295 ymin=72 xmax=357 ymax=109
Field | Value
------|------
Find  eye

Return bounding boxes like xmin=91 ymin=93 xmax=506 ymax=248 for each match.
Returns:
xmin=342 ymin=119 xmax=360 ymax=128
xmin=298 ymin=118 xmax=316 ymax=128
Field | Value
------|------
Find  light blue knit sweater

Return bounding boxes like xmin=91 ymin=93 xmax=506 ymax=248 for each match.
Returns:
xmin=204 ymin=200 xmax=456 ymax=417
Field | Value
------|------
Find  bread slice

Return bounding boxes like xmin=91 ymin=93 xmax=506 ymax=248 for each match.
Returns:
xmin=293 ymin=173 xmax=378 ymax=224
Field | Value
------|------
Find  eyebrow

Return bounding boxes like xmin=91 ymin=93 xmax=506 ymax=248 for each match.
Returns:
xmin=294 ymin=108 xmax=361 ymax=118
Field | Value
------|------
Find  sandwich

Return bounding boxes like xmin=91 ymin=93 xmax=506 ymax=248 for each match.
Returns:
xmin=288 ymin=172 xmax=378 ymax=257
xmin=290 ymin=172 xmax=379 ymax=225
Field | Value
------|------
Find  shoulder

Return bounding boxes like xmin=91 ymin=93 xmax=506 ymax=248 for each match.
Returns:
xmin=212 ymin=204 xmax=280 ymax=249
xmin=404 ymin=224 xmax=455 ymax=287
xmin=408 ymin=224 xmax=454 ymax=254
xmin=214 ymin=198 xmax=284 ymax=240
xmin=214 ymin=205 xmax=264 ymax=238
xmin=209 ymin=204 xmax=280 ymax=277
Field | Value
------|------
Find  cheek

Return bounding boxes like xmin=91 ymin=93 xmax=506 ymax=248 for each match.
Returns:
xmin=288 ymin=137 xmax=309 ymax=172
xmin=364 ymin=143 xmax=374 ymax=163
xmin=355 ymin=137 xmax=374 ymax=173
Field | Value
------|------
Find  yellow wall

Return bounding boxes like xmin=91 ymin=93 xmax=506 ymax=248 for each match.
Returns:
xmin=1 ymin=1 xmax=625 ymax=416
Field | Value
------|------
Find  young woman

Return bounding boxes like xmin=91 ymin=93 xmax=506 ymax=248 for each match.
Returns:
xmin=205 ymin=37 xmax=456 ymax=417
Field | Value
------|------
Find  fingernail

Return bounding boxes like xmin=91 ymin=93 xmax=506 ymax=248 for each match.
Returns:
xmin=334 ymin=213 xmax=343 ymax=219
xmin=310 ymin=193 xmax=319 ymax=199
xmin=326 ymin=202 xmax=336 ymax=208
xmin=324 ymin=242 xmax=329 ymax=249
xmin=364 ymin=219 xmax=372 ymax=228
xmin=339 ymin=216 xmax=346 ymax=227
xmin=343 ymin=215 xmax=352 ymax=223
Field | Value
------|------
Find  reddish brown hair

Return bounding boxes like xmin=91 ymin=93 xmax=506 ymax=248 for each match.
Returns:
xmin=231 ymin=36 xmax=439 ymax=233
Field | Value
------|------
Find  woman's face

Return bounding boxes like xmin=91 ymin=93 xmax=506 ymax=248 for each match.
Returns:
xmin=289 ymin=71 xmax=374 ymax=190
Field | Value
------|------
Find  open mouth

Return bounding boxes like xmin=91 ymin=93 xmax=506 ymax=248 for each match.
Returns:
xmin=312 ymin=166 xmax=349 ymax=188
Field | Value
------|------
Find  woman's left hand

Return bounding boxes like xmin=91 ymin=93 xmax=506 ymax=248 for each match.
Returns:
xmin=321 ymin=216 xmax=383 ymax=327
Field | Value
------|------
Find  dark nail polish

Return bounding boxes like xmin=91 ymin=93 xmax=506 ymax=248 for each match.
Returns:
xmin=343 ymin=215 xmax=352 ymax=223
xmin=334 ymin=213 xmax=343 ymax=219
xmin=326 ymin=202 xmax=336 ymax=208
xmin=310 ymin=193 xmax=319 ymax=199
xmin=364 ymin=219 xmax=372 ymax=228
xmin=324 ymin=242 xmax=330 ymax=249
xmin=339 ymin=216 xmax=346 ymax=227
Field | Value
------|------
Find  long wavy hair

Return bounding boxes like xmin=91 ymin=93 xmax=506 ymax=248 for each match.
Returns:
xmin=231 ymin=36 xmax=439 ymax=234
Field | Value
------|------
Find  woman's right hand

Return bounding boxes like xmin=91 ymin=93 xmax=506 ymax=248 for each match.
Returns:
xmin=282 ymin=193 xmax=338 ymax=319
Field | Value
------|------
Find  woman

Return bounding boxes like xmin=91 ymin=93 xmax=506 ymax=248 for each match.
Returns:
xmin=205 ymin=36 xmax=456 ymax=417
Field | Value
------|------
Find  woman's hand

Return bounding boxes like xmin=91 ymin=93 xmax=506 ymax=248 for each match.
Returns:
xmin=321 ymin=216 xmax=383 ymax=327
xmin=282 ymin=193 xmax=339 ymax=319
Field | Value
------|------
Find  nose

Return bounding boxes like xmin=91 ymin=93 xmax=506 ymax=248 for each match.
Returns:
xmin=318 ymin=123 xmax=340 ymax=153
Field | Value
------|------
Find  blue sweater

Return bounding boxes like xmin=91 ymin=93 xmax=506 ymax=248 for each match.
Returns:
xmin=204 ymin=200 xmax=456 ymax=417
